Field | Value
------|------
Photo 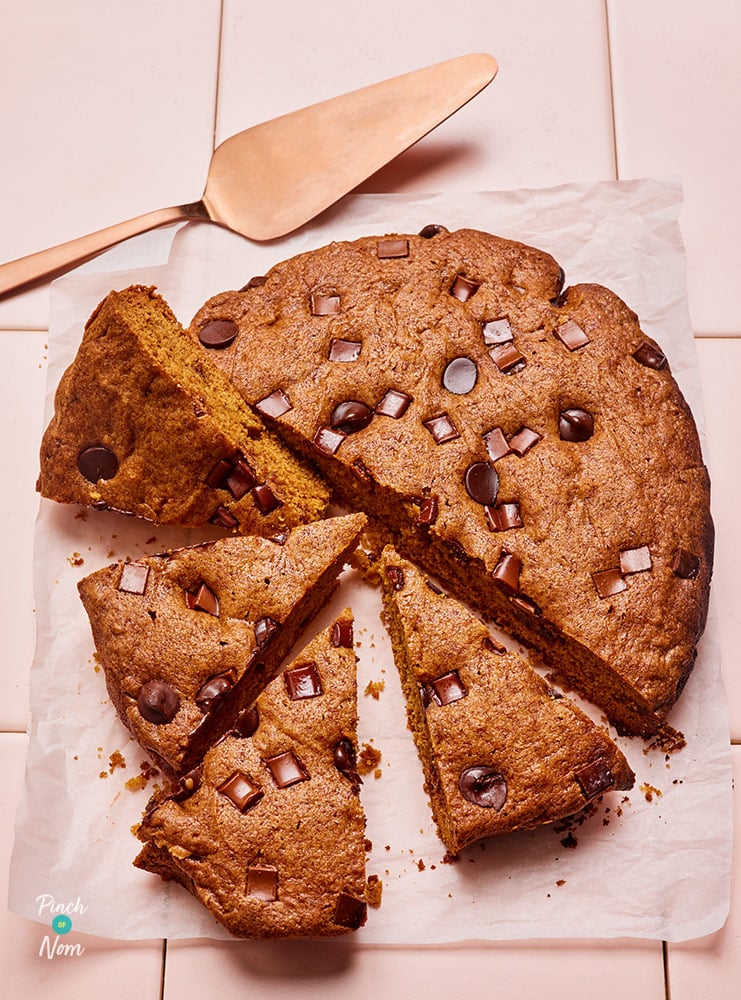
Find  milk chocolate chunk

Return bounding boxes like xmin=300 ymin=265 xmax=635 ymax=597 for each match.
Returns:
xmin=620 ymin=545 xmax=652 ymax=575
xmin=333 ymin=892 xmax=367 ymax=929
xmin=483 ymin=426 xmax=511 ymax=462
xmin=633 ymin=341 xmax=668 ymax=370
xmin=310 ymin=292 xmax=341 ymax=316
xmin=672 ymin=548 xmax=700 ymax=579
xmin=489 ymin=342 xmax=526 ymax=373
xmin=118 ymin=561 xmax=150 ymax=595
xmin=429 ymin=670 xmax=467 ymax=706
xmin=234 ymin=705 xmax=260 ymax=738
xmin=255 ymin=388 xmax=293 ymax=419
xmin=226 ymin=457 xmax=258 ymax=500
xmin=254 ymin=616 xmax=280 ymax=647
xmin=418 ymin=224 xmax=446 ymax=239
xmin=554 ymin=319 xmax=590 ymax=351
xmin=264 ymin=751 xmax=309 ymax=788
xmin=375 ymin=389 xmax=412 ymax=419
xmin=137 ymin=679 xmax=180 ymax=725
xmin=482 ymin=317 xmax=514 ymax=346
xmin=313 ymin=425 xmax=346 ymax=456
xmin=464 ymin=461 xmax=500 ymax=506
xmin=195 ymin=670 xmax=237 ymax=711
xmin=508 ymin=426 xmax=542 ymax=456
xmin=211 ymin=506 xmax=239 ymax=530
xmin=240 ymin=275 xmax=267 ymax=290
xmin=329 ymin=339 xmax=362 ymax=362
xmin=423 ymin=413 xmax=460 ymax=444
xmin=377 ymin=237 xmax=409 ymax=259
xmin=77 ymin=445 xmax=119 ymax=482
xmin=185 ymin=581 xmax=220 ymax=616
xmin=491 ymin=550 xmax=522 ymax=594
xmin=206 ymin=458 xmax=233 ymax=488
xmin=575 ymin=756 xmax=614 ymax=799
xmin=251 ymin=483 xmax=281 ymax=515
xmin=450 ymin=275 xmax=480 ymax=301
xmin=283 ymin=662 xmax=323 ymax=700
xmin=218 ymin=770 xmax=264 ymax=813
xmin=442 ymin=356 xmax=478 ymax=394
xmin=592 ymin=568 xmax=627 ymax=598
xmin=559 ymin=408 xmax=594 ymax=442
xmin=171 ymin=765 xmax=203 ymax=802
xmin=330 ymin=400 xmax=374 ymax=434
xmin=458 ymin=765 xmax=507 ymax=810
xmin=330 ymin=618 xmax=354 ymax=648
xmin=198 ymin=318 xmax=239 ymax=348
xmin=485 ymin=501 xmax=524 ymax=532
xmin=247 ymin=863 xmax=279 ymax=901
xmin=415 ymin=494 xmax=438 ymax=527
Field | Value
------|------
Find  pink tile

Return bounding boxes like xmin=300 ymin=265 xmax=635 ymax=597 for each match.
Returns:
xmin=0 ymin=733 xmax=164 ymax=997
xmin=0 ymin=0 xmax=222 ymax=331
xmin=666 ymin=745 xmax=740 ymax=999
xmin=608 ymin=0 xmax=741 ymax=335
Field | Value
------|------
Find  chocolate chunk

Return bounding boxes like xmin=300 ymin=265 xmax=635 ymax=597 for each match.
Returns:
xmin=251 ymin=483 xmax=281 ymax=515
xmin=195 ymin=670 xmax=236 ymax=712
xmin=386 ymin=565 xmax=405 ymax=591
xmin=508 ymin=426 xmax=542 ymax=456
xmin=171 ymin=765 xmax=203 ymax=802
xmin=283 ymin=661 xmax=323 ymax=700
xmin=313 ymin=425 xmax=347 ymax=456
xmin=137 ymin=680 xmax=180 ymax=725
xmin=418 ymin=224 xmax=446 ymax=239
xmin=442 ymin=356 xmax=478 ymax=394
xmin=217 ymin=771 xmax=264 ymax=812
xmin=554 ymin=319 xmax=590 ymax=351
xmin=491 ymin=550 xmax=522 ymax=594
xmin=592 ymin=568 xmax=627 ymax=598
xmin=330 ymin=400 xmax=374 ymax=434
xmin=559 ymin=408 xmax=594 ymax=442
xmin=118 ymin=561 xmax=149 ymax=595
xmin=77 ymin=445 xmax=119 ymax=482
xmin=331 ymin=619 xmax=354 ymax=648
xmin=489 ymin=342 xmax=526 ymax=373
xmin=428 ymin=670 xmax=467 ymax=706
xmin=226 ymin=457 xmax=257 ymax=500
xmin=620 ymin=545 xmax=652 ymax=575
xmin=415 ymin=495 xmax=438 ymax=527
xmin=198 ymin=319 xmax=238 ymax=348
xmin=329 ymin=338 xmax=362 ymax=362
xmin=310 ymin=292 xmax=340 ymax=316
xmin=206 ymin=458 xmax=233 ymax=489
xmin=483 ymin=635 xmax=506 ymax=654
xmin=264 ymin=751 xmax=309 ymax=788
xmin=234 ymin=705 xmax=260 ymax=738
xmin=672 ymin=548 xmax=700 ymax=579
xmin=482 ymin=318 xmax=513 ymax=346
xmin=464 ymin=461 xmax=500 ymax=506
xmin=485 ymin=501 xmax=523 ymax=532
xmin=255 ymin=388 xmax=293 ymax=419
xmin=246 ymin=863 xmax=279 ymax=901
xmin=254 ymin=616 xmax=280 ymax=647
xmin=423 ymin=413 xmax=460 ymax=444
xmin=210 ymin=506 xmax=240 ymax=530
xmin=375 ymin=388 xmax=412 ymax=418
xmin=633 ymin=341 xmax=668 ymax=370
xmin=333 ymin=892 xmax=367 ymax=929
xmin=575 ymin=757 xmax=614 ymax=799
xmin=458 ymin=765 xmax=507 ymax=809
xmin=267 ymin=532 xmax=289 ymax=546
xmin=240 ymin=275 xmax=267 ymax=290
xmin=509 ymin=593 xmax=542 ymax=616
xmin=333 ymin=737 xmax=362 ymax=793
xmin=185 ymin=581 xmax=219 ymax=616
xmin=377 ymin=238 xmax=409 ymax=258
xmin=483 ymin=427 xmax=511 ymax=462
xmin=450 ymin=275 xmax=480 ymax=301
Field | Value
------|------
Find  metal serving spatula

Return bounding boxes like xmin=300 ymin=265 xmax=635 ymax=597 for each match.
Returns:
xmin=0 ymin=53 xmax=497 ymax=299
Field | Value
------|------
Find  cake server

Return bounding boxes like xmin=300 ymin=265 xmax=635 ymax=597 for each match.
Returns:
xmin=0 ymin=53 xmax=497 ymax=298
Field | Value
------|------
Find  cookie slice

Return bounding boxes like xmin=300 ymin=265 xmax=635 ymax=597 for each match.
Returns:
xmin=78 ymin=513 xmax=366 ymax=774
xmin=134 ymin=610 xmax=370 ymax=939
xmin=38 ymin=284 xmax=328 ymax=534
xmin=379 ymin=547 xmax=634 ymax=855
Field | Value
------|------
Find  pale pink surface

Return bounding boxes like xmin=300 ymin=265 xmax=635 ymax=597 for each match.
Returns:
xmin=1 ymin=0 xmax=739 ymax=996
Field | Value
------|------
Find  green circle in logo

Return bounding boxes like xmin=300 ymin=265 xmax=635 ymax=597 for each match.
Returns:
xmin=52 ymin=914 xmax=73 ymax=935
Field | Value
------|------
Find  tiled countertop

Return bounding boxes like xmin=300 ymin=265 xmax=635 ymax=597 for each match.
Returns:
xmin=1 ymin=2 xmax=738 ymax=996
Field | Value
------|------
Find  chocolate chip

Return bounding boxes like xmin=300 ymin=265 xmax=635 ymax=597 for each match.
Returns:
xmin=137 ymin=680 xmax=180 ymax=725
xmin=251 ymin=483 xmax=281 ymax=515
xmin=554 ymin=319 xmax=590 ymax=351
xmin=310 ymin=292 xmax=340 ymax=316
xmin=185 ymin=581 xmax=219 ymax=616
xmin=483 ymin=427 xmax=511 ymax=462
xmin=508 ymin=427 xmax=542 ymax=456
xmin=620 ymin=545 xmax=652 ymax=575
xmin=491 ymin=550 xmax=522 ymax=594
xmin=331 ymin=619 xmax=354 ymax=648
xmin=482 ymin=318 xmax=513 ymax=346
xmin=450 ymin=275 xmax=480 ymax=301
xmin=591 ymin=568 xmax=627 ymax=598
xmin=351 ymin=458 xmax=375 ymax=483
xmin=195 ymin=670 xmax=236 ymax=712
xmin=415 ymin=495 xmax=438 ymax=527
xmin=198 ymin=319 xmax=239 ymax=348
xmin=313 ymin=425 xmax=346 ymax=456
xmin=423 ymin=413 xmax=460 ymax=444
xmin=226 ymin=457 xmax=257 ymax=500
xmin=256 ymin=388 xmax=293 ymax=419
xmin=118 ymin=561 xmax=149 ymax=595
xmin=264 ymin=751 xmax=309 ymax=788
xmin=672 ymin=548 xmax=700 ymax=579
xmin=240 ymin=275 xmax=267 ymax=290
xmin=559 ymin=408 xmax=594 ymax=442
xmin=329 ymin=339 xmax=361 ymax=362
xmin=509 ymin=593 xmax=542 ymax=616
xmin=464 ymin=462 xmax=499 ymax=506
xmin=375 ymin=389 xmax=412 ymax=419
xmin=458 ymin=766 xmax=507 ymax=809
xmin=489 ymin=342 xmax=526 ymax=373
xmin=254 ymin=616 xmax=280 ymax=647
xmin=77 ymin=445 xmax=119 ymax=482
xmin=218 ymin=770 xmax=264 ymax=812
xmin=574 ymin=757 xmax=614 ymax=799
xmin=283 ymin=662 xmax=323 ymax=700
xmin=386 ymin=565 xmax=405 ymax=591
xmin=333 ymin=737 xmax=362 ymax=793
xmin=330 ymin=400 xmax=374 ymax=434
xmin=171 ymin=765 xmax=203 ymax=802
xmin=633 ymin=342 xmax=668 ymax=370
xmin=485 ymin=502 xmax=523 ymax=532
xmin=333 ymin=892 xmax=367 ymax=929
xmin=418 ymin=224 xmax=446 ymax=239
xmin=377 ymin=238 xmax=409 ymax=258
xmin=428 ymin=670 xmax=467 ymax=706
xmin=442 ymin=356 xmax=478 ymax=394
xmin=210 ymin=506 xmax=240 ymax=530
xmin=246 ymin=863 xmax=278 ymax=901
xmin=234 ymin=705 xmax=260 ymax=738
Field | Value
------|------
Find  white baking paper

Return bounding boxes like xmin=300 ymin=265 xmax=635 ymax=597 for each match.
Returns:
xmin=9 ymin=179 xmax=733 ymax=944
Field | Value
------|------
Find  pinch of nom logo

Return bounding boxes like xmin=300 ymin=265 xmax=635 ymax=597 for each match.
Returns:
xmin=36 ymin=894 xmax=87 ymax=959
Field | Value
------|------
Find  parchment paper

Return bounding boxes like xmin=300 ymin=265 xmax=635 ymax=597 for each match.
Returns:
xmin=9 ymin=179 xmax=733 ymax=943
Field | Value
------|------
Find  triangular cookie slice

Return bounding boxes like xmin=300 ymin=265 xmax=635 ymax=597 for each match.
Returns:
xmin=78 ymin=513 xmax=366 ymax=775
xmin=134 ymin=610 xmax=370 ymax=939
xmin=379 ymin=547 xmax=634 ymax=855
xmin=38 ymin=284 xmax=328 ymax=534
